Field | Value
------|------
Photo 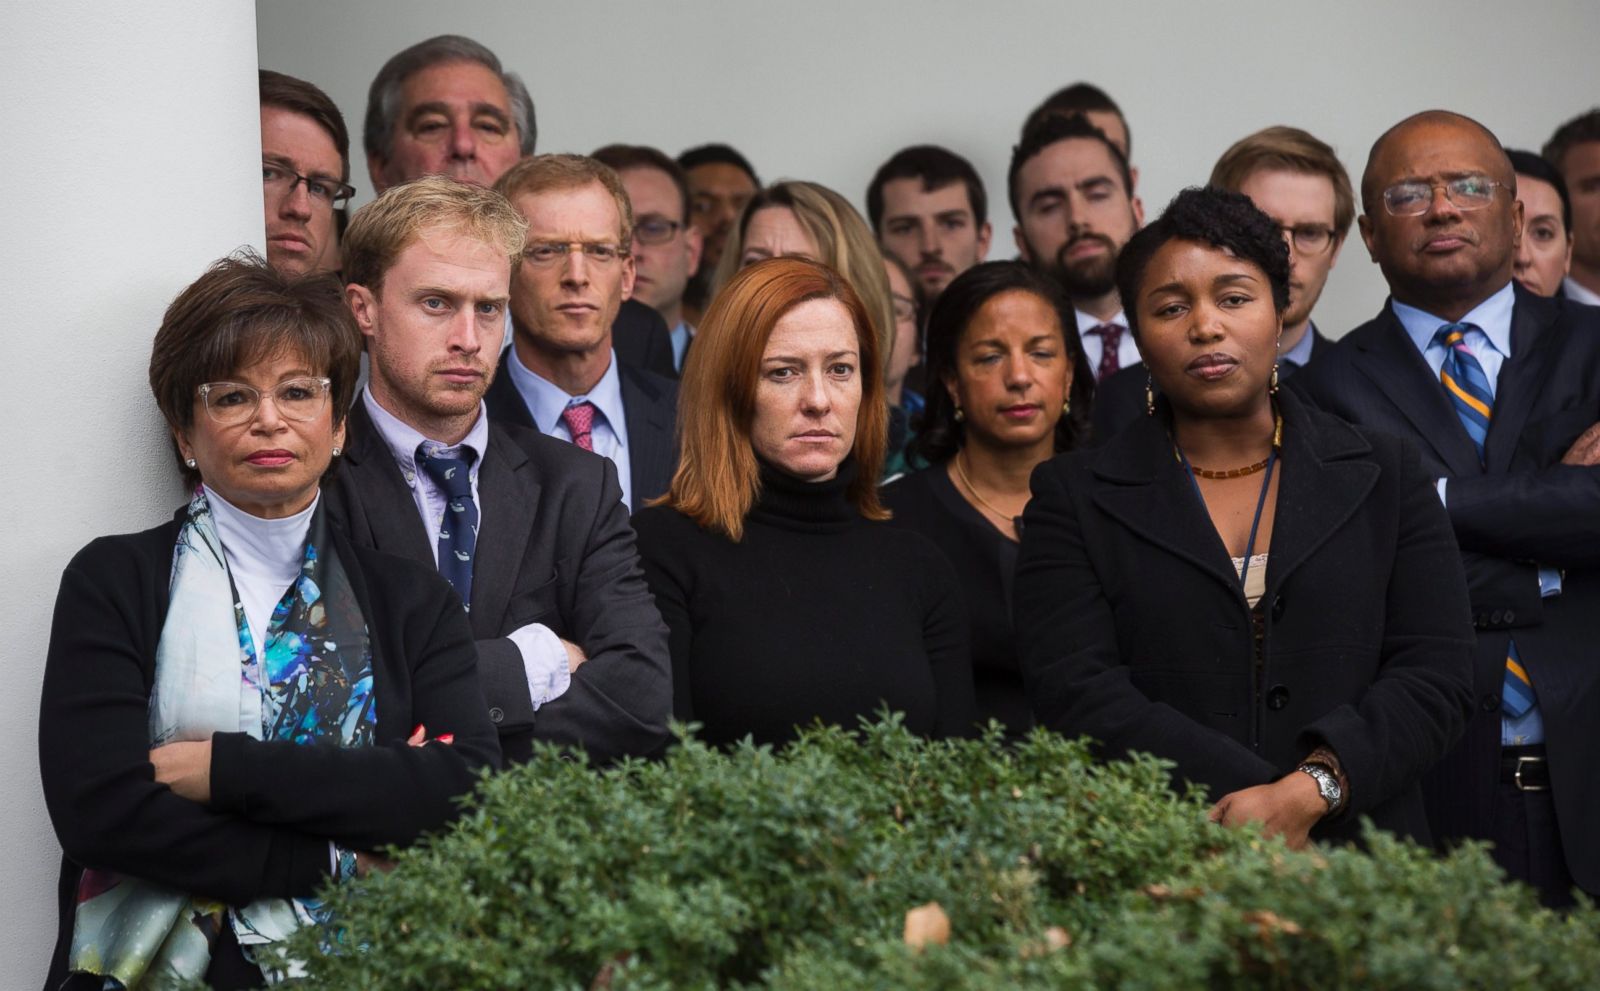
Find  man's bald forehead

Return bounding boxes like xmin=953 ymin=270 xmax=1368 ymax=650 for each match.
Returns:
xmin=1361 ymin=110 xmax=1512 ymax=206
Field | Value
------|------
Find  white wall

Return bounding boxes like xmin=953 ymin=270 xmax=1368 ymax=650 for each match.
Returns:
xmin=0 ymin=2 xmax=263 ymax=986
xmin=259 ymin=0 xmax=1599 ymax=338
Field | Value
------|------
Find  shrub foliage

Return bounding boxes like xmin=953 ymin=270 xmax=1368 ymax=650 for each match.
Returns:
xmin=278 ymin=719 xmax=1599 ymax=989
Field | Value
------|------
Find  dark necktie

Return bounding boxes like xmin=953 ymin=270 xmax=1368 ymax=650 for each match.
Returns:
xmin=1088 ymin=324 xmax=1124 ymax=381
xmin=1431 ymin=323 xmax=1534 ymax=720
xmin=561 ymin=400 xmax=598 ymax=452
xmin=416 ymin=443 xmax=479 ymax=611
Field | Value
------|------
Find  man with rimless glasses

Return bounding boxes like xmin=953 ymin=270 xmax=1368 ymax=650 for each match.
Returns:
xmin=259 ymin=70 xmax=354 ymax=277
xmin=486 ymin=154 xmax=679 ymax=510
xmin=1295 ymin=110 xmax=1600 ymax=908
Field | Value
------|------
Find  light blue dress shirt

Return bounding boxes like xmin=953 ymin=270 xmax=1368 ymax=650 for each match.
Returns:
xmin=1280 ymin=322 xmax=1317 ymax=369
xmin=1392 ymin=282 xmax=1552 ymax=745
xmin=505 ymin=347 xmax=635 ymax=511
xmin=670 ymin=321 xmax=694 ymax=373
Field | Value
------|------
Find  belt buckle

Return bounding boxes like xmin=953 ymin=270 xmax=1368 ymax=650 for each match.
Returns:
xmin=1513 ymin=755 xmax=1549 ymax=792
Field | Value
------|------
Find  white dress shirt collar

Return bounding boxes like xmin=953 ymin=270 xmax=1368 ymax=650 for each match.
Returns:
xmin=361 ymin=386 xmax=490 ymax=485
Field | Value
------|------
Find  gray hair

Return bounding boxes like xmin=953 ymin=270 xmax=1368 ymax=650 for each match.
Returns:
xmin=363 ymin=34 xmax=536 ymax=164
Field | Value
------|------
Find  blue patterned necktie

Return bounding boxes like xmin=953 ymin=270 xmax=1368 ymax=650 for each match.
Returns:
xmin=1431 ymin=323 xmax=1535 ymax=720
xmin=1432 ymin=322 xmax=1493 ymax=464
xmin=416 ymin=443 xmax=479 ymax=611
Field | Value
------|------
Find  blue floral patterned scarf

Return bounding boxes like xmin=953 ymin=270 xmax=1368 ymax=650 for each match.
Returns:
xmin=67 ymin=490 xmax=377 ymax=988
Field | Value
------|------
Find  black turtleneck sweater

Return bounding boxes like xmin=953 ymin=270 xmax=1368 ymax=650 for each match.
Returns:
xmin=632 ymin=461 xmax=976 ymax=748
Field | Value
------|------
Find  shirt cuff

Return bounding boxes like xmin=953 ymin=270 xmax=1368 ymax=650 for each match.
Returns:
xmin=1435 ymin=478 xmax=1448 ymax=505
xmin=506 ymin=623 xmax=572 ymax=709
xmin=1538 ymin=565 xmax=1563 ymax=598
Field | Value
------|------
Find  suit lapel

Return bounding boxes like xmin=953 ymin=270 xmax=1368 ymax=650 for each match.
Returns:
xmin=620 ymin=366 xmax=675 ymax=503
xmin=1485 ymin=288 xmax=1560 ymax=472
xmin=1261 ymin=394 xmax=1379 ymax=597
xmin=484 ymin=351 xmax=537 ymax=431
xmin=1089 ymin=416 xmax=1245 ymax=598
xmin=339 ymin=401 xmax=438 ymax=568
xmin=468 ymin=425 xmax=540 ymax=638
xmin=1349 ymin=306 xmax=1482 ymax=475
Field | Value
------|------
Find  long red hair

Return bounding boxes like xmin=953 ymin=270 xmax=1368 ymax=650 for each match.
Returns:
xmin=658 ymin=257 xmax=888 ymax=540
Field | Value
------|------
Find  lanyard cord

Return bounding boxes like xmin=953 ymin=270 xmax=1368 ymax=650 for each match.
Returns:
xmin=1179 ymin=449 xmax=1278 ymax=592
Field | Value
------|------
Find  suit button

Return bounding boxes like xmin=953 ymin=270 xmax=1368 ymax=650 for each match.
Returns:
xmin=489 ymin=707 xmax=505 ymax=724
xmin=1480 ymin=694 xmax=1499 ymax=713
xmin=1504 ymin=610 xmax=1515 ymax=624
xmin=1271 ymin=595 xmax=1286 ymax=621
xmin=1490 ymin=610 xmax=1504 ymax=625
xmin=1266 ymin=685 xmax=1291 ymax=710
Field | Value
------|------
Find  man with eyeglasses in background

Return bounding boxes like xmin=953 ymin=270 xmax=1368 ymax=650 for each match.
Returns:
xmin=485 ymin=154 xmax=678 ymax=510
xmin=1294 ymin=110 xmax=1600 ymax=908
xmin=259 ymin=70 xmax=354 ymax=277
xmin=1092 ymin=126 xmax=1352 ymax=438
xmin=593 ymin=145 xmax=704 ymax=373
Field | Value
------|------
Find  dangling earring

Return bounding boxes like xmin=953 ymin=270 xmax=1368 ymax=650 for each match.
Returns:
xmin=1062 ymin=398 xmax=1071 ymax=416
xmin=1145 ymin=375 xmax=1155 ymax=417
xmin=1269 ymin=362 xmax=1280 ymax=396
xmin=954 ymin=407 xmax=965 ymax=423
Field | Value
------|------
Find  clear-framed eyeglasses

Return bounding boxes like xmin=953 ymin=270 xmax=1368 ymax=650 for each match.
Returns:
xmin=1380 ymin=175 xmax=1506 ymax=217
xmin=522 ymin=241 xmax=631 ymax=267
xmin=197 ymin=377 xmax=333 ymax=426
xmin=262 ymin=161 xmax=356 ymax=209
xmin=1279 ymin=224 xmax=1337 ymax=255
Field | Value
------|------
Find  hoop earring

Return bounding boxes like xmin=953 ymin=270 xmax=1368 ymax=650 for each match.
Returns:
xmin=1145 ymin=376 xmax=1155 ymax=417
xmin=954 ymin=407 xmax=965 ymax=423
xmin=1270 ymin=362 xmax=1280 ymax=396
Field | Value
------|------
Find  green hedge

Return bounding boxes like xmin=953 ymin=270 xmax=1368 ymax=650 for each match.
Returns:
xmin=276 ymin=719 xmax=1598 ymax=989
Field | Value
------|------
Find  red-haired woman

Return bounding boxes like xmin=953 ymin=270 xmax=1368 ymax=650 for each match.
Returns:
xmin=632 ymin=257 xmax=975 ymax=747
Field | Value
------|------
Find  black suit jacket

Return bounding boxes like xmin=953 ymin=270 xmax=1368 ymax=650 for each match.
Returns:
xmin=483 ymin=350 xmax=680 ymax=508
xmin=1092 ymin=327 xmax=1333 ymax=444
xmin=1015 ymin=390 xmax=1475 ymax=844
xmin=1291 ymin=285 xmax=1600 ymax=891
xmin=325 ymin=400 xmax=672 ymax=765
xmin=613 ymin=298 xmax=678 ymax=379
xmin=41 ymin=512 xmax=501 ymax=987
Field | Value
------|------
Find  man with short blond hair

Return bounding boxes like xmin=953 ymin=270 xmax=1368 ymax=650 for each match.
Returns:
xmin=486 ymin=154 xmax=679 ymax=509
xmin=328 ymin=176 xmax=671 ymax=765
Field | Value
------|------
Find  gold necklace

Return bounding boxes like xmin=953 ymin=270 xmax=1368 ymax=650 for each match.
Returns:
xmin=1176 ymin=412 xmax=1284 ymax=479
xmin=955 ymin=450 xmax=1021 ymax=522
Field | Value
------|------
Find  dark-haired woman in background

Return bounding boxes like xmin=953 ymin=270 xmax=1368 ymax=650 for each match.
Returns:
xmin=634 ymin=257 xmax=975 ymax=748
xmin=883 ymin=261 xmax=1093 ymax=735
xmin=1014 ymin=187 xmax=1474 ymax=848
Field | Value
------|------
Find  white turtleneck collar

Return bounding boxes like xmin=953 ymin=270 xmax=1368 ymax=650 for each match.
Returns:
xmin=203 ymin=485 xmax=317 ymax=585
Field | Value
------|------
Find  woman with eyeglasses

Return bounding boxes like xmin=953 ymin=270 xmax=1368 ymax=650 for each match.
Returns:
xmin=1014 ymin=187 xmax=1474 ymax=849
xmin=39 ymin=255 xmax=499 ymax=990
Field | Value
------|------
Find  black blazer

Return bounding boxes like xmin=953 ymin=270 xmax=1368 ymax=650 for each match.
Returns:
xmin=1092 ymin=328 xmax=1333 ymax=444
xmin=39 ymin=512 xmax=501 ymax=988
xmin=325 ymin=401 xmax=672 ymax=765
xmin=1292 ymin=286 xmax=1600 ymax=891
xmin=483 ymin=350 xmax=680 ymax=508
xmin=613 ymin=298 xmax=677 ymax=379
xmin=1014 ymin=390 xmax=1475 ymax=844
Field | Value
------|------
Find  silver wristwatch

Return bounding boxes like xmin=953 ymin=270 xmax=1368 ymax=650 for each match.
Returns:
xmin=1297 ymin=762 xmax=1344 ymax=814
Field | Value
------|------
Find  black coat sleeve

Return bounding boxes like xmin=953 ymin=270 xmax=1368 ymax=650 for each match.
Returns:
xmin=1444 ymin=464 xmax=1600 ymax=568
xmin=1014 ymin=461 xmax=1280 ymax=793
xmin=39 ymin=538 xmax=331 ymax=907
xmin=1294 ymin=440 xmax=1476 ymax=817
xmin=914 ymin=541 xmax=978 ymax=738
xmin=207 ymin=559 xmax=501 ymax=852
xmin=632 ymin=509 xmax=698 ymax=723
xmin=523 ymin=456 xmax=673 ymax=762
